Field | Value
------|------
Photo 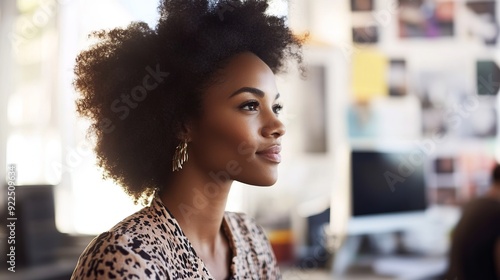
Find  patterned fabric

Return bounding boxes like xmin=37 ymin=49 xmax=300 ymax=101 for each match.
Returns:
xmin=71 ymin=197 xmax=281 ymax=279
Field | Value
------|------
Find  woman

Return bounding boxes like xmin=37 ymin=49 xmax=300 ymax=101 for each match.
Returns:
xmin=71 ymin=0 xmax=303 ymax=279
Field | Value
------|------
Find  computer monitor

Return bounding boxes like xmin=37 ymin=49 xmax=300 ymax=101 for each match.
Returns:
xmin=347 ymin=149 xmax=428 ymax=234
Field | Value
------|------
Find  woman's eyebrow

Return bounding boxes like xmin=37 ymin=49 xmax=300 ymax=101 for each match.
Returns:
xmin=228 ymin=86 xmax=280 ymax=100
xmin=229 ymin=87 xmax=264 ymax=98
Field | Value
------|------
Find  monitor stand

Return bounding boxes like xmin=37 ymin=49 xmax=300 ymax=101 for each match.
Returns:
xmin=332 ymin=235 xmax=363 ymax=276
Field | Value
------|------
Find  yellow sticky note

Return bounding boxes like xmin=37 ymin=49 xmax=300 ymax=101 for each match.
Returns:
xmin=352 ymin=51 xmax=388 ymax=101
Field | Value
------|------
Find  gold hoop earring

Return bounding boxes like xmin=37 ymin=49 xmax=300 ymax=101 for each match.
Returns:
xmin=172 ymin=140 xmax=188 ymax=172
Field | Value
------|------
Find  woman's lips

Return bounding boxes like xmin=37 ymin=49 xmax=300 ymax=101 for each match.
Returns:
xmin=256 ymin=145 xmax=281 ymax=163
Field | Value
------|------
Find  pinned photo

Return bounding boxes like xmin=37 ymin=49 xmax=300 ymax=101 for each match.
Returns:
xmin=398 ymin=0 xmax=454 ymax=38
xmin=352 ymin=26 xmax=378 ymax=44
xmin=465 ymin=1 xmax=499 ymax=45
xmin=351 ymin=0 xmax=373 ymax=12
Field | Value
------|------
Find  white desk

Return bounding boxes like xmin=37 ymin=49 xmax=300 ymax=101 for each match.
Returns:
xmin=282 ymin=268 xmax=396 ymax=280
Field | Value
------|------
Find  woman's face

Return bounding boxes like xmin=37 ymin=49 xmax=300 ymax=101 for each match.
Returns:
xmin=187 ymin=52 xmax=285 ymax=186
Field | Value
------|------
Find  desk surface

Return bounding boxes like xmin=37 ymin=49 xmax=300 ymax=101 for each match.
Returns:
xmin=282 ymin=268 xmax=396 ymax=280
xmin=282 ymin=255 xmax=447 ymax=280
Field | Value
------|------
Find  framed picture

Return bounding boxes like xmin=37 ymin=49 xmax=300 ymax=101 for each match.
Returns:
xmin=398 ymin=0 xmax=454 ymax=38
xmin=476 ymin=60 xmax=500 ymax=95
xmin=434 ymin=157 xmax=455 ymax=174
xmin=352 ymin=26 xmax=378 ymax=44
xmin=388 ymin=59 xmax=407 ymax=97
xmin=430 ymin=187 xmax=460 ymax=206
xmin=351 ymin=0 xmax=373 ymax=12
xmin=466 ymin=1 xmax=499 ymax=45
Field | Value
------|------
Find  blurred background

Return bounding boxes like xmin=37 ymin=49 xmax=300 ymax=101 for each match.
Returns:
xmin=1 ymin=0 xmax=499 ymax=279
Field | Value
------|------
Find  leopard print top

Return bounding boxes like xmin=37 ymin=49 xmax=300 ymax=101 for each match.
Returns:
xmin=70 ymin=197 xmax=281 ymax=279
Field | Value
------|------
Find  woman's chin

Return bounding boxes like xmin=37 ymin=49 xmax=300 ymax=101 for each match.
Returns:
xmin=238 ymin=175 xmax=278 ymax=187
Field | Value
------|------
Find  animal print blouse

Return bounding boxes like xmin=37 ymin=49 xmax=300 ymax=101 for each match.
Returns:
xmin=71 ymin=197 xmax=281 ymax=279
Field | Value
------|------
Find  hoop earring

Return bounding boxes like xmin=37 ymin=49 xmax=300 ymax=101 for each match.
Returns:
xmin=172 ymin=140 xmax=188 ymax=172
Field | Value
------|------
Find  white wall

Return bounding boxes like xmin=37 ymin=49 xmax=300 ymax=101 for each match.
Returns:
xmin=0 ymin=1 xmax=17 ymax=194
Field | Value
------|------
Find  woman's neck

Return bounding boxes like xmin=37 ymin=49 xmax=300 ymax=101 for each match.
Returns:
xmin=159 ymin=166 xmax=232 ymax=255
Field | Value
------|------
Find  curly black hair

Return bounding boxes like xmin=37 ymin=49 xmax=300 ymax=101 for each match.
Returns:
xmin=74 ymin=0 xmax=304 ymax=204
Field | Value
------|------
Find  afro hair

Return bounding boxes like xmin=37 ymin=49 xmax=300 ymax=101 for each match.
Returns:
xmin=74 ymin=0 xmax=304 ymax=204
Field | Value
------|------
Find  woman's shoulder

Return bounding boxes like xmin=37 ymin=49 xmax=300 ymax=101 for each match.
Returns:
xmin=82 ymin=198 xmax=177 ymax=254
xmin=71 ymin=201 xmax=172 ymax=280
xmin=109 ymin=201 xmax=165 ymax=235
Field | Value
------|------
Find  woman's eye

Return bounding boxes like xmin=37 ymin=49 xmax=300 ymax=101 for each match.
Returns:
xmin=240 ymin=101 xmax=259 ymax=111
xmin=273 ymin=104 xmax=283 ymax=115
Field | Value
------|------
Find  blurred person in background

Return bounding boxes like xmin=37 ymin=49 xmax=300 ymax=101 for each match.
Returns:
xmin=69 ymin=0 xmax=304 ymax=279
xmin=447 ymin=163 xmax=500 ymax=280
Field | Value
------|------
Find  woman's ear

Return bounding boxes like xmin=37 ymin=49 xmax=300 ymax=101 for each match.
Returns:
xmin=176 ymin=119 xmax=195 ymax=141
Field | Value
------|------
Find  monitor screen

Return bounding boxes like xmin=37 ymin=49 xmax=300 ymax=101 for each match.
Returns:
xmin=351 ymin=151 xmax=427 ymax=217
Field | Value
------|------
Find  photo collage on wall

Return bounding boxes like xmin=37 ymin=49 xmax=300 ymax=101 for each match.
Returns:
xmin=348 ymin=0 xmax=500 ymax=140
xmin=348 ymin=0 xmax=500 ymax=204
